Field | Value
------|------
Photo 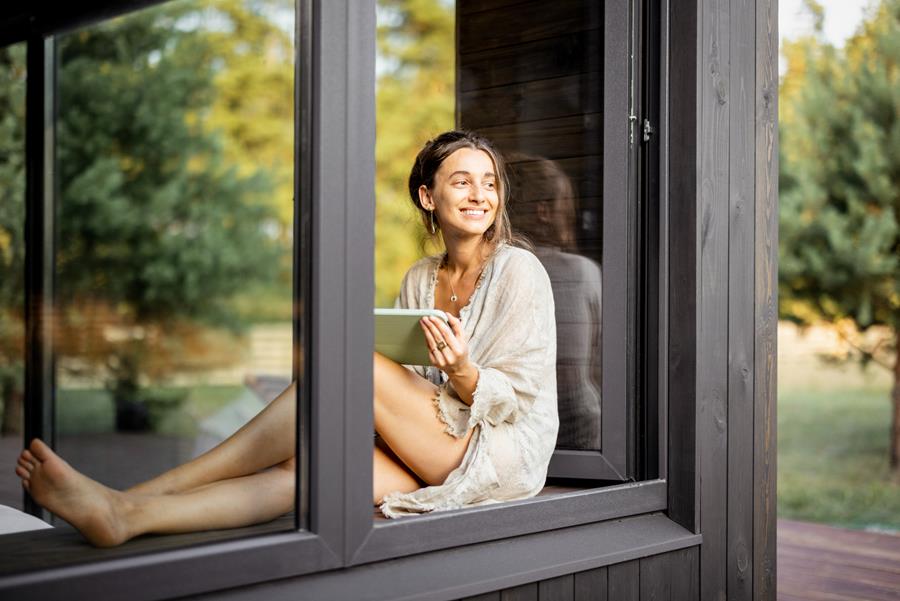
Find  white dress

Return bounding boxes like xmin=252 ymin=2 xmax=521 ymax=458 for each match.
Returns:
xmin=380 ymin=243 xmax=559 ymax=517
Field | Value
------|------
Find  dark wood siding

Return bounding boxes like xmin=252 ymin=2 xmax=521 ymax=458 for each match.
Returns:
xmin=672 ymin=0 xmax=779 ymax=599
xmin=459 ymin=548 xmax=700 ymax=601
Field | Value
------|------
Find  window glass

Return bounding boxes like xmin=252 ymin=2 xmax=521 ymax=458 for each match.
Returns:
xmin=53 ymin=0 xmax=296 ymax=509
xmin=0 ymin=42 xmax=26 ymax=511
xmin=375 ymin=0 xmax=604 ymax=454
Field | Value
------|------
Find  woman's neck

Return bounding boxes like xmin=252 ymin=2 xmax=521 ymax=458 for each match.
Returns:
xmin=444 ymin=237 xmax=493 ymax=276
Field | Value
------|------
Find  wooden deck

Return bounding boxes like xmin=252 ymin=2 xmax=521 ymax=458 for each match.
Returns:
xmin=779 ymin=519 xmax=900 ymax=601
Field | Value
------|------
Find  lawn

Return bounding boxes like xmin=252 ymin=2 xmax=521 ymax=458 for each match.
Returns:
xmin=778 ymin=386 xmax=900 ymax=532
xmin=57 ymin=385 xmax=246 ymax=437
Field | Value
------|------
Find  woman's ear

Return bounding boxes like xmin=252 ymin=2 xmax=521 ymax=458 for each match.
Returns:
xmin=418 ymin=185 xmax=434 ymax=211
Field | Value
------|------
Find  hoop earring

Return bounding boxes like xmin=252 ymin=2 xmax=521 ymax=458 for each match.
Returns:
xmin=429 ymin=210 xmax=436 ymax=234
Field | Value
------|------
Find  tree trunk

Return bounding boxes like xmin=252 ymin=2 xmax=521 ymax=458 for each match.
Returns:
xmin=0 ymin=375 xmax=23 ymax=436
xmin=891 ymin=329 xmax=900 ymax=474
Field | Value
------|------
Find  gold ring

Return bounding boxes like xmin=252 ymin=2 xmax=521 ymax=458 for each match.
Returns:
xmin=436 ymin=340 xmax=447 ymax=351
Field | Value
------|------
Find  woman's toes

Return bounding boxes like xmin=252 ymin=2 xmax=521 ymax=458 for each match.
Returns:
xmin=29 ymin=439 xmax=52 ymax=461
xmin=22 ymin=449 xmax=36 ymax=463
xmin=15 ymin=465 xmax=30 ymax=480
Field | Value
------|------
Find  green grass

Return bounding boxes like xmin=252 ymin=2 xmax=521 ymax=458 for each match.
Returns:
xmin=778 ymin=387 xmax=900 ymax=532
xmin=57 ymin=384 xmax=245 ymax=437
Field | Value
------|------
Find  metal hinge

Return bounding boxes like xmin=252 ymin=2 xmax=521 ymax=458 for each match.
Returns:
xmin=642 ymin=118 xmax=654 ymax=142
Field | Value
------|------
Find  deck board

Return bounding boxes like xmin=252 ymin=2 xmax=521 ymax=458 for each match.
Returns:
xmin=778 ymin=519 xmax=900 ymax=601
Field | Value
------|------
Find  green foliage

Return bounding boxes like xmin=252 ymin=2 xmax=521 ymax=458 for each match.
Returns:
xmin=374 ymin=0 xmax=454 ymax=306
xmin=56 ymin=4 xmax=280 ymax=328
xmin=779 ymin=0 xmax=900 ymax=332
xmin=0 ymin=43 xmax=26 ymax=434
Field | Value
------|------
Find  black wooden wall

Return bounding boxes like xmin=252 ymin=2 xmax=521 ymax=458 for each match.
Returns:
xmin=460 ymin=548 xmax=699 ymax=601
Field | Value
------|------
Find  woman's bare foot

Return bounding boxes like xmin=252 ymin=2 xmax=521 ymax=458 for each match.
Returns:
xmin=15 ymin=439 xmax=134 ymax=547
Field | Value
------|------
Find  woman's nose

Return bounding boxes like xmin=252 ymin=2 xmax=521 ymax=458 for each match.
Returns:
xmin=470 ymin=185 xmax=486 ymax=202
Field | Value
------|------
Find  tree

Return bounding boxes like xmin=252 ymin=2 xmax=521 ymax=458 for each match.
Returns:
xmin=0 ymin=43 xmax=26 ymax=435
xmin=0 ymin=2 xmax=284 ymax=432
xmin=374 ymin=0 xmax=455 ymax=306
xmin=779 ymin=0 xmax=900 ymax=472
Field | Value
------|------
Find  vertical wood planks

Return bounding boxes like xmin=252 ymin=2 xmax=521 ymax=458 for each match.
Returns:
xmin=501 ymin=582 xmax=539 ymax=601
xmin=670 ymin=547 xmax=701 ymax=599
xmin=639 ymin=554 xmax=671 ymax=600
xmin=538 ymin=575 xmax=574 ymax=601
xmin=574 ymin=567 xmax=607 ymax=601
xmin=727 ymin=0 xmax=757 ymax=598
xmin=639 ymin=547 xmax=699 ymax=601
xmin=607 ymin=561 xmax=639 ymax=601
xmin=456 ymin=550 xmax=699 ymax=601
xmin=697 ymin=0 xmax=730 ymax=598
xmin=754 ymin=0 xmax=779 ymax=598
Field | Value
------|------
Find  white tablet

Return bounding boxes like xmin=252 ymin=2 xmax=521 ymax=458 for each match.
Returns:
xmin=374 ymin=308 xmax=449 ymax=365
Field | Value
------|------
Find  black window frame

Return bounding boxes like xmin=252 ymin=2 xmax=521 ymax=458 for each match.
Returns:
xmin=0 ymin=0 xmax=687 ymax=596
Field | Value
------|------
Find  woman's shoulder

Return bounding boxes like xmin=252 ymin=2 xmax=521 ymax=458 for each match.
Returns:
xmin=494 ymin=243 xmax=549 ymax=276
xmin=401 ymin=254 xmax=441 ymax=284
xmin=490 ymin=244 xmax=553 ymax=297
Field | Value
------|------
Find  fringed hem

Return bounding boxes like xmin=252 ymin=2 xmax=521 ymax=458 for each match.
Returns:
xmin=431 ymin=382 xmax=472 ymax=438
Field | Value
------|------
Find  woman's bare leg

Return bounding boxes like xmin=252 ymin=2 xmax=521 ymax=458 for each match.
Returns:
xmin=373 ymin=445 xmax=421 ymax=504
xmin=373 ymin=352 xmax=473 ymax=486
xmin=16 ymin=439 xmax=294 ymax=547
xmin=128 ymin=382 xmax=297 ymax=496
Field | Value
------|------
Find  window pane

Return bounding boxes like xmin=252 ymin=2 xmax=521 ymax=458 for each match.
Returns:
xmin=375 ymin=0 xmax=603 ymax=455
xmin=459 ymin=2 xmax=604 ymax=451
xmin=54 ymin=0 xmax=297 ymax=524
xmin=0 ymin=42 xmax=26 ymax=511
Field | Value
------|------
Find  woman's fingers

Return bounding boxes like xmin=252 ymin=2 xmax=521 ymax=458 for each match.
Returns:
xmin=421 ymin=319 xmax=448 ymax=366
xmin=430 ymin=317 xmax=464 ymax=354
xmin=448 ymin=314 xmax=464 ymax=338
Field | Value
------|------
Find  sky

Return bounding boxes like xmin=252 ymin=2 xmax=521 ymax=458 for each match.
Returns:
xmin=779 ymin=0 xmax=874 ymax=74
xmin=779 ymin=0 xmax=872 ymax=45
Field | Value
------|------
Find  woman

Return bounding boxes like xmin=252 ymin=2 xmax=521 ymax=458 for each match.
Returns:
xmin=14 ymin=130 xmax=558 ymax=546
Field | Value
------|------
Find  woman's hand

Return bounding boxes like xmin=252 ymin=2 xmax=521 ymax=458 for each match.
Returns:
xmin=420 ymin=314 xmax=479 ymax=404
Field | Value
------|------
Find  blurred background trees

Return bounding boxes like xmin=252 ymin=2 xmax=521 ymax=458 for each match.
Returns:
xmin=0 ymin=43 xmax=26 ymax=435
xmin=779 ymin=0 xmax=900 ymax=472
xmin=374 ymin=0 xmax=454 ymax=307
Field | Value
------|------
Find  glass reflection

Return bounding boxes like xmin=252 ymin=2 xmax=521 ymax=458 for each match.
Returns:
xmin=52 ymin=0 xmax=295 ymax=512
xmin=0 ymin=42 xmax=26 ymax=512
xmin=509 ymin=158 xmax=602 ymax=449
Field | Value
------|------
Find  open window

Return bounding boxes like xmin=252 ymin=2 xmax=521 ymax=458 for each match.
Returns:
xmin=374 ymin=0 xmax=662 ymax=486
xmin=354 ymin=0 xmax=666 ymax=563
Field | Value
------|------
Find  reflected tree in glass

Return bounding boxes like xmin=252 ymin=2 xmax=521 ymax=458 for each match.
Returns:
xmin=55 ymin=2 xmax=281 ymax=432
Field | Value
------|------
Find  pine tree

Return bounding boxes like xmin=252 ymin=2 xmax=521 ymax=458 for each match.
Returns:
xmin=780 ymin=0 xmax=900 ymax=472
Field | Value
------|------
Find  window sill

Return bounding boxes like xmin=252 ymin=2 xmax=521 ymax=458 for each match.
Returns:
xmin=228 ymin=512 xmax=700 ymax=601
xmin=0 ymin=514 xmax=341 ymax=600
xmin=354 ymin=479 xmax=667 ymax=565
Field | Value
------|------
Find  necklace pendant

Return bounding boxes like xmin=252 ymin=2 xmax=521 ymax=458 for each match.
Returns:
xmin=450 ymin=294 xmax=458 ymax=302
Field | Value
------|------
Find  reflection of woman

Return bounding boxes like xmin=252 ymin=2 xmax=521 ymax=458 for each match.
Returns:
xmin=15 ymin=130 xmax=558 ymax=545
xmin=510 ymin=157 xmax=602 ymax=449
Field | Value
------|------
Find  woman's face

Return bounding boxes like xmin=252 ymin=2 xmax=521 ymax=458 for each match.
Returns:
xmin=419 ymin=148 xmax=500 ymax=242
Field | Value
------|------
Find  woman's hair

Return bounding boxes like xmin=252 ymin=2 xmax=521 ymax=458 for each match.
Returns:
xmin=408 ymin=130 xmax=524 ymax=248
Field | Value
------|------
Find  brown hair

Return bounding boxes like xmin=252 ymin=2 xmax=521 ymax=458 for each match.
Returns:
xmin=407 ymin=130 xmax=523 ymax=248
